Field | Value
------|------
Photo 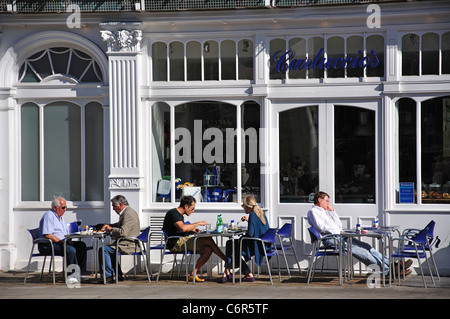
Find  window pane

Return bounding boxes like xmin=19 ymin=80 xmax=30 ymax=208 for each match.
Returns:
xmin=288 ymin=38 xmax=306 ymax=79
xmin=396 ymin=98 xmax=417 ymax=203
xmin=175 ymin=101 xmax=236 ymax=202
xmin=308 ymin=37 xmax=324 ymax=79
xmin=21 ymin=103 xmax=40 ymax=201
xmin=238 ymin=39 xmax=253 ymax=80
xmin=152 ymin=102 xmax=171 ymax=202
xmin=421 ymin=96 xmax=450 ymax=204
xmin=422 ymin=33 xmax=439 ymax=75
xmin=443 ymin=32 xmax=450 ymax=74
xmin=152 ymin=42 xmax=168 ymax=81
xmin=347 ymin=36 xmax=364 ymax=78
xmin=366 ymin=35 xmax=385 ymax=77
xmin=44 ymin=102 xmax=81 ymax=201
xmin=402 ymin=33 xmax=419 ymax=76
xmin=187 ymin=41 xmax=201 ymax=81
xmin=221 ymin=40 xmax=236 ymax=80
xmin=327 ymin=36 xmax=345 ymax=78
xmin=85 ymin=102 xmax=104 ymax=201
xmin=204 ymin=41 xmax=219 ymax=80
xmin=279 ymin=106 xmax=318 ymax=203
xmin=242 ymin=101 xmax=261 ymax=201
xmin=335 ymin=106 xmax=375 ymax=203
xmin=169 ymin=41 xmax=184 ymax=81
xmin=270 ymin=38 xmax=286 ymax=80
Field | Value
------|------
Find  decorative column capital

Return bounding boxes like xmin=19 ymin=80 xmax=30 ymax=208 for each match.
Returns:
xmin=100 ymin=22 xmax=142 ymax=53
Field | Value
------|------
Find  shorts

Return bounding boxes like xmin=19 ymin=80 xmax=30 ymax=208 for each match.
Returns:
xmin=170 ymin=236 xmax=207 ymax=254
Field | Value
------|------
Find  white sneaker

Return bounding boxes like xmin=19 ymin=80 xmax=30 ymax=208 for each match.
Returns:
xmin=67 ymin=277 xmax=79 ymax=284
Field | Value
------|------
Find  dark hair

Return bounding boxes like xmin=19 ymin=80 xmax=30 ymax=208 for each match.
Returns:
xmin=313 ymin=191 xmax=330 ymax=204
xmin=111 ymin=195 xmax=129 ymax=206
xmin=179 ymin=195 xmax=196 ymax=208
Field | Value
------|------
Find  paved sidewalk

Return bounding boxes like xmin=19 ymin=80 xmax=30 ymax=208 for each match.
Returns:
xmin=1 ymin=271 xmax=449 ymax=300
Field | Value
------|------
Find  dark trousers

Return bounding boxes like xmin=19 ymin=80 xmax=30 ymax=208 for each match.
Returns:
xmin=38 ymin=240 xmax=87 ymax=274
xmin=224 ymin=239 xmax=251 ymax=276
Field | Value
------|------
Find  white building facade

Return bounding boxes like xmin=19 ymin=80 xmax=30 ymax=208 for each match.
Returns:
xmin=0 ymin=0 xmax=449 ymax=275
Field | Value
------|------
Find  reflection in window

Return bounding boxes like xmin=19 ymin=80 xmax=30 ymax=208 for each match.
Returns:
xmin=422 ymin=33 xmax=439 ymax=75
xmin=18 ymin=47 xmax=103 ymax=83
xmin=421 ymin=96 xmax=450 ymax=204
xmin=169 ymin=41 xmax=184 ymax=81
xmin=347 ymin=36 xmax=364 ymax=78
xmin=288 ymin=38 xmax=306 ymax=79
xmin=279 ymin=106 xmax=318 ymax=203
xmin=396 ymin=98 xmax=417 ymax=203
xmin=308 ymin=37 xmax=324 ymax=79
xmin=204 ymin=41 xmax=219 ymax=80
xmin=402 ymin=33 xmax=420 ymax=76
xmin=327 ymin=36 xmax=345 ymax=78
xmin=270 ymin=38 xmax=286 ymax=80
xmin=238 ymin=39 xmax=254 ymax=80
xmin=21 ymin=101 xmax=104 ymax=202
xmin=335 ymin=106 xmax=375 ymax=203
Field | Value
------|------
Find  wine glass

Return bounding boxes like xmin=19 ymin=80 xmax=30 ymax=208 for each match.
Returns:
xmin=76 ymin=218 xmax=82 ymax=232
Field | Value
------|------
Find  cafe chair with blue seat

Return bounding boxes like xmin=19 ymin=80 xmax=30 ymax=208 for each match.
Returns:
xmin=24 ymin=228 xmax=61 ymax=285
xmin=401 ymin=220 xmax=440 ymax=281
xmin=307 ymin=226 xmax=345 ymax=285
xmin=115 ymin=226 xmax=151 ymax=283
xmin=239 ymin=228 xmax=281 ymax=285
xmin=392 ymin=226 xmax=435 ymax=288
xmin=276 ymin=223 xmax=302 ymax=278
xmin=156 ymin=229 xmax=193 ymax=284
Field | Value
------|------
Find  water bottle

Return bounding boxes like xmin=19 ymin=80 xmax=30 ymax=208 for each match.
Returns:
xmin=216 ymin=214 xmax=223 ymax=233
xmin=230 ymin=219 xmax=235 ymax=230
xmin=356 ymin=223 xmax=361 ymax=234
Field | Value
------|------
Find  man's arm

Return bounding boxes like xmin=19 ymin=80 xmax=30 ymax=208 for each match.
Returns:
xmin=44 ymin=234 xmax=62 ymax=243
xmin=174 ymin=220 xmax=207 ymax=233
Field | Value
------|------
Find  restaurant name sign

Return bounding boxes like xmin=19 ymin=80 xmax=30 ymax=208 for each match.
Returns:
xmin=273 ymin=48 xmax=380 ymax=73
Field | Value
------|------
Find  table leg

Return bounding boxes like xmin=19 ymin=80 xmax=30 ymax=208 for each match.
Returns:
xmin=63 ymin=240 xmax=67 ymax=283
xmin=101 ymin=238 xmax=106 ymax=285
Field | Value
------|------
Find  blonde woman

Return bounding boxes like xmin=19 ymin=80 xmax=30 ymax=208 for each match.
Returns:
xmin=220 ymin=196 xmax=269 ymax=283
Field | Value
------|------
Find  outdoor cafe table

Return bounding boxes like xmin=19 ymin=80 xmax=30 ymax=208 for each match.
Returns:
xmin=192 ymin=229 xmax=246 ymax=284
xmin=341 ymin=226 xmax=400 ymax=287
xmin=64 ymin=231 xmax=108 ymax=284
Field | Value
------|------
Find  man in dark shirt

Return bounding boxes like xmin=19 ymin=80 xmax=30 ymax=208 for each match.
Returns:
xmin=163 ymin=196 xmax=226 ymax=282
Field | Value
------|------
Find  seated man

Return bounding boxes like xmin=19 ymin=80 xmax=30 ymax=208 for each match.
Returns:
xmin=38 ymin=197 xmax=88 ymax=282
xmin=163 ymin=195 xmax=226 ymax=282
xmin=307 ymin=191 xmax=412 ymax=276
xmin=99 ymin=195 xmax=141 ymax=283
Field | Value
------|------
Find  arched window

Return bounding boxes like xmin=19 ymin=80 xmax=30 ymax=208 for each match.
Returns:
xmin=19 ymin=47 xmax=103 ymax=83
xmin=402 ymin=33 xmax=420 ymax=76
xmin=422 ymin=33 xmax=439 ymax=75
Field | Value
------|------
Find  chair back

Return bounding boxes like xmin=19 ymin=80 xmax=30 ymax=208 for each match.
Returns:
xmin=28 ymin=228 xmax=40 ymax=241
xmin=308 ymin=227 xmax=321 ymax=243
xmin=69 ymin=222 xmax=79 ymax=233
xmin=413 ymin=227 xmax=429 ymax=245
xmin=137 ymin=226 xmax=151 ymax=242
xmin=261 ymin=228 xmax=278 ymax=243
xmin=277 ymin=223 xmax=292 ymax=237
xmin=425 ymin=220 xmax=435 ymax=238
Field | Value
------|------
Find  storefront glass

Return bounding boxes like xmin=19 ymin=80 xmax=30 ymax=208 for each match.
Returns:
xmin=152 ymin=101 xmax=260 ymax=203
xmin=279 ymin=106 xmax=318 ymax=202
xmin=335 ymin=106 xmax=375 ymax=203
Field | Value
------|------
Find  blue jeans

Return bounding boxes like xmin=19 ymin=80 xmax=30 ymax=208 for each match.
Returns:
xmin=323 ymin=237 xmax=390 ymax=275
xmin=98 ymin=245 xmax=123 ymax=278
xmin=38 ymin=241 xmax=87 ymax=274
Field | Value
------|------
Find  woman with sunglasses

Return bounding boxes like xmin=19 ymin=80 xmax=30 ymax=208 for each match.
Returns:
xmin=220 ymin=195 xmax=269 ymax=283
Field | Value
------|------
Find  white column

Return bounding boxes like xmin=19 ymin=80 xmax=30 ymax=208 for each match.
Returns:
xmin=101 ymin=24 xmax=143 ymax=221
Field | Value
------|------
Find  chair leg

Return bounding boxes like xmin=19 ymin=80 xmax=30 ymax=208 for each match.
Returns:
xmin=428 ymin=250 xmax=440 ymax=281
xmin=290 ymin=238 xmax=303 ymax=276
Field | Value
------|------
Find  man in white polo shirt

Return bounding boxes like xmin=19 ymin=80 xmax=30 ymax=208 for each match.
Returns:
xmin=38 ymin=197 xmax=88 ymax=281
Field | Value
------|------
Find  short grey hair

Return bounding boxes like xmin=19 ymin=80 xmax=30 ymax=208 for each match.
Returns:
xmin=52 ymin=197 xmax=66 ymax=209
xmin=111 ymin=195 xmax=129 ymax=206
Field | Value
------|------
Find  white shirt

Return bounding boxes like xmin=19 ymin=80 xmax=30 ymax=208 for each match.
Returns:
xmin=307 ymin=205 xmax=342 ymax=235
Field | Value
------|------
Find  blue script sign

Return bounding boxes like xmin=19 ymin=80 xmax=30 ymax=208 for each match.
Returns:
xmin=273 ymin=48 xmax=380 ymax=73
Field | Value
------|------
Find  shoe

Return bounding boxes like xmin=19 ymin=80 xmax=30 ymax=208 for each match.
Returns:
xmin=399 ymin=268 xmax=412 ymax=277
xmin=400 ymin=259 xmax=413 ymax=270
xmin=219 ymin=276 xmax=228 ymax=283
xmin=188 ymin=275 xmax=205 ymax=282
xmin=80 ymin=275 xmax=90 ymax=282
xmin=99 ymin=276 xmax=114 ymax=284
xmin=242 ymin=276 xmax=255 ymax=282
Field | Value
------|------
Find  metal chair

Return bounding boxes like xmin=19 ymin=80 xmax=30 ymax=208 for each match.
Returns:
xmin=24 ymin=228 xmax=61 ymax=285
xmin=276 ymin=223 xmax=302 ymax=278
xmin=115 ymin=226 xmax=151 ymax=283
xmin=392 ymin=226 xmax=435 ymax=288
xmin=240 ymin=228 xmax=281 ymax=285
xmin=156 ymin=229 xmax=192 ymax=283
xmin=401 ymin=220 xmax=440 ymax=281
xmin=307 ymin=226 xmax=345 ymax=285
